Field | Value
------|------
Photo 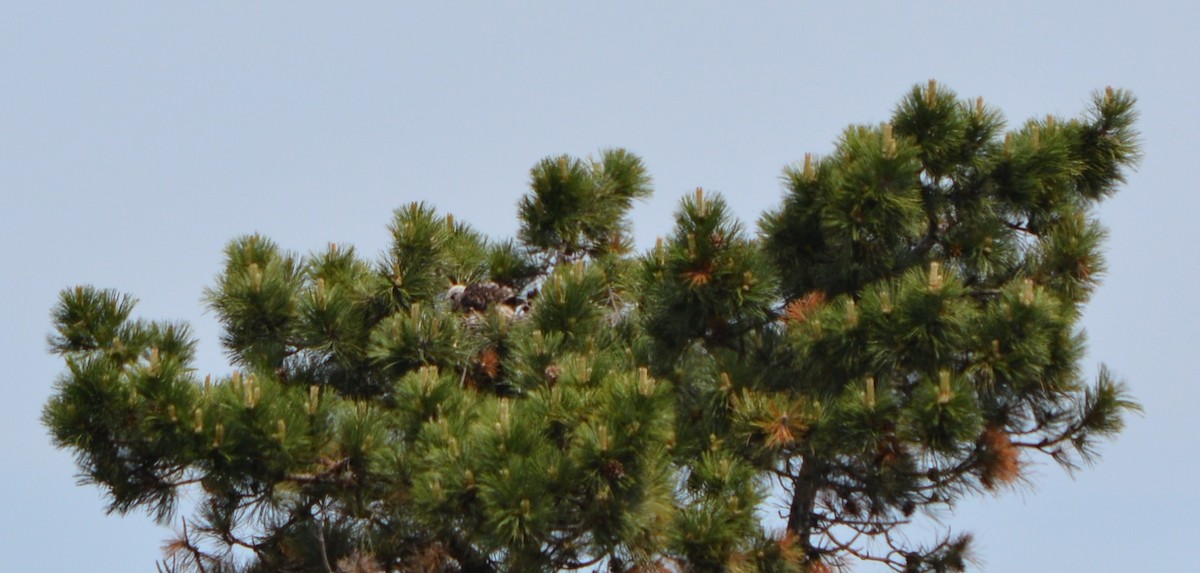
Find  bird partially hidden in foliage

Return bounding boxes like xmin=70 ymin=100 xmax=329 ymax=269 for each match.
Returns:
xmin=447 ymin=281 xmax=529 ymax=318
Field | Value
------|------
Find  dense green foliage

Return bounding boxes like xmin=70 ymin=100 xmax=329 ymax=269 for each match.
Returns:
xmin=44 ymin=83 xmax=1140 ymax=572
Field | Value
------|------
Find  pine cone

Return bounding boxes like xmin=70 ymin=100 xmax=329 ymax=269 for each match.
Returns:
xmin=601 ymin=459 xmax=626 ymax=480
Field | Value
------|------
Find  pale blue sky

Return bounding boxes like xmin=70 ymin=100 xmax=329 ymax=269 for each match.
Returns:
xmin=3 ymin=2 xmax=1195 ymax=571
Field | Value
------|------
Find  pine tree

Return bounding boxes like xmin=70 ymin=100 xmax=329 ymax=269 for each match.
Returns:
xmin=44 ymin=82 xmax=1140 ymax=572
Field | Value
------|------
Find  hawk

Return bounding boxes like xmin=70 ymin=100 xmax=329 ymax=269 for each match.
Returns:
xmin=447 ymin=281 xmax=528 ymax=318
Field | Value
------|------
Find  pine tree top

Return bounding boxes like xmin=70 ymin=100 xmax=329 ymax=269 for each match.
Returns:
xmin=44 ymin=82 xmax=1140 ymax=573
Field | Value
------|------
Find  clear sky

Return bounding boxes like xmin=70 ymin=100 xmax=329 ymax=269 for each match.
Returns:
xmin=3 ymin=2 xmax=1195 ymax=571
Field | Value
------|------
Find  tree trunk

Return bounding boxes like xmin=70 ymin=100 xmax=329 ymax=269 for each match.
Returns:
xmin=787 ymin=459 xmax=823 ymax=556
